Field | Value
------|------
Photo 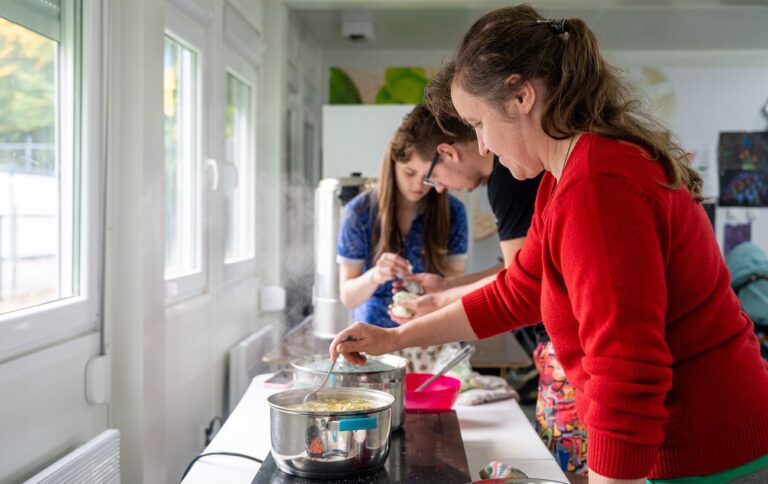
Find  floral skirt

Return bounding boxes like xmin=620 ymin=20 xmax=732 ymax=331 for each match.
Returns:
xmin=534 ymin=341 xmax=589 ymax=476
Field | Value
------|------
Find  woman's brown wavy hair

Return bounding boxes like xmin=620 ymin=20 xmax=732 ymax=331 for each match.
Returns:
xmin=424 ymin=4 xmax=703 ymax=201
xmin=372 ymin=105 xmax=474 ymax=275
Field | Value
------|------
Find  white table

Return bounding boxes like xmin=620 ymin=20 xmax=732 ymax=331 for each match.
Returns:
xmin=181 ymin=374 xmax=567 ymax=483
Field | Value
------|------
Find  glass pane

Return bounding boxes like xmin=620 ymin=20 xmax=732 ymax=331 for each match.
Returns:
xmin=0 ymin=17 xmax=72 ymax=315
xmin=224 ymin=72 xmax=254 ymax=262
xmin=163 ymin=36 xmax=200 ymax=277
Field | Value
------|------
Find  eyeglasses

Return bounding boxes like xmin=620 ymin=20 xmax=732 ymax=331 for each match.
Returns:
xmin=422 ymin=151 xmax=441 ymax=188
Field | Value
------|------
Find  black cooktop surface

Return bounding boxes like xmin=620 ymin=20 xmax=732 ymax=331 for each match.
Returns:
xmin=252 ymin=410 xmax=471 ymax=484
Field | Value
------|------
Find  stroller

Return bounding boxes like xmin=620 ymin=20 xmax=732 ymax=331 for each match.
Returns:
xmin=726 ymin=242 xmax=768 ymax=361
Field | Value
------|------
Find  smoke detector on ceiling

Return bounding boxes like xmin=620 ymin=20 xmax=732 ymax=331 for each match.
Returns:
xmin=342 ymin=11 xmax=374 ymax=42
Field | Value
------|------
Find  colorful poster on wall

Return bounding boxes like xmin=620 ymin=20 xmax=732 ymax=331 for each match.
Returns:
xmin=724 ymin=221 xmax=752 ymax=256
xmin=718 ymin=132 xmax=768 ymax=207
xmin=329 ymin=66 xmax=439 ymax=105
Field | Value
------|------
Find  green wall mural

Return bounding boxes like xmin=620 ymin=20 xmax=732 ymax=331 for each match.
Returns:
xmin=329 ymin=67 xmax=362 ymax=104
xmin=328 ymin=66 xmax=437 ymax=105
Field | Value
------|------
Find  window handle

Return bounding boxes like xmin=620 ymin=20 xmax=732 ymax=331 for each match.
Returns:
xmin=206 ymin=158 xmax=219 ymax=191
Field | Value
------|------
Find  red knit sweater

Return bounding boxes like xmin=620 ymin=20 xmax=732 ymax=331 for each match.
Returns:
xmin=462 ymin=134 xmax=768 ymax=479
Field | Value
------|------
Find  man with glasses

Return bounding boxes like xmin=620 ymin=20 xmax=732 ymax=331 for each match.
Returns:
xmin=393 ymin=121 xmax=542 ymax=320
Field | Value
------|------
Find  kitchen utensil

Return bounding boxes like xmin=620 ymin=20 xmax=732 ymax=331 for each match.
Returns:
xmin=405 ymin=373 xmax=462 ymax=410
xmin=416 ymin=344 xmax=475 ymax=391
xmin=292 ymin=353 xmax=408 ymax=429
xmin=302 ymin=354 xmax=339 ymax=403
xmin=268 ymin=387 xmax=394 ymax=479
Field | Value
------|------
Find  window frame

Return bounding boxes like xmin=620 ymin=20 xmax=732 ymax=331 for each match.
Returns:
xmin=0 ymin=0 xmax=104 ymax=361
xmin=221 ymin=47 xmax=259 ymax=283
xmin=163 ymin=3 xmax=208 ymax=304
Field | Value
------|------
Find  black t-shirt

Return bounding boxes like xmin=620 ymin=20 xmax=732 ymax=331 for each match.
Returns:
xmin=486 ymin=156 xmax=548 ymax=344
xmin=486 ymin=157 xmax=543 ymax=241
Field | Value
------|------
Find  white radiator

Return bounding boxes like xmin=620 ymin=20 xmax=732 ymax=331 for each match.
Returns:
xmin=228 ymin=324 xmax=273 ymax=414
xmin=24 ymin=429 xmax=120 ymax=484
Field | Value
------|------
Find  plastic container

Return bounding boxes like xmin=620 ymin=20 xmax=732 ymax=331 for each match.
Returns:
xmin=404 ymin=373 xmax=461 ymax=410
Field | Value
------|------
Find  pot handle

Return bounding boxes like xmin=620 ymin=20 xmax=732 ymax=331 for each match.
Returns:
xmin=338 ymin=417 xmax=377 ymax=431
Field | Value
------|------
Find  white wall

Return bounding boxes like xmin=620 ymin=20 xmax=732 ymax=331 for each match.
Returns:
xmin=0 ymin=334 xmax=107 ymax=484
xmin=611 ymin=51 xmax=768 ymax=255
xmin=104 ymin=1 xmax=288 ymax=483
xmin=106 ymin=0 xmax=167 ymax=482
xmin=322 ymin=104 xmax=414 ymax=179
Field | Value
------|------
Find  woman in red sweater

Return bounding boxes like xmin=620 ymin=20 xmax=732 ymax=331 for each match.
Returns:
xmin=330 ymin=5 xmax=768 ymax=483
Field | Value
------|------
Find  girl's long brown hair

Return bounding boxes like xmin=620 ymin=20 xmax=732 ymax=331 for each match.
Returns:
xmin=371 ymin=105 xmax=473 ymax=275
xmin=425 ymin=4 xmax=703 ymax=201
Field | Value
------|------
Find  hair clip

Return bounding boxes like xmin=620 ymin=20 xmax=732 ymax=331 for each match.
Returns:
xmin=536 ymin=18 xmax=567 ymax=35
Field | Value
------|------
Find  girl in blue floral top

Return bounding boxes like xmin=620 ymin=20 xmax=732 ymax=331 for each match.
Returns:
xmin=337 ymin=105 xmax=469 ymax=333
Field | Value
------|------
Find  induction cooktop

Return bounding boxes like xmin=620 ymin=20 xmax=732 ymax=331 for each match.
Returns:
xmin=252 ymin=410 xmax=471 ymax=484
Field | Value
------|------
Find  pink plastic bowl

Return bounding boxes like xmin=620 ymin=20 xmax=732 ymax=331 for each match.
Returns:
xmin=405 ymin=373 xmax=461 ymax=410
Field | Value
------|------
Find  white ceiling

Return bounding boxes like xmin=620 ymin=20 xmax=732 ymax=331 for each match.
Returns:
xmin=286 ymin=0 xmax=768 ymax=52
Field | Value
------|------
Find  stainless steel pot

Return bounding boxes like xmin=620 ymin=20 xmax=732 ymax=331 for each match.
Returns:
xmin=292 ymin=354 xmax=408 ymax=429
xmin=268 ymin=387 xmax=394 ymax=479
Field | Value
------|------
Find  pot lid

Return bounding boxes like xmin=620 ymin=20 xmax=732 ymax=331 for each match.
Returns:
xmin=292 ymin=354 xmax=408 ymax=375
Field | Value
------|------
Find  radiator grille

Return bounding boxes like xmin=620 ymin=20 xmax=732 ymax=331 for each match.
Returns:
xmin=24 ymin=429 xmax=120 ymax=484
xmin=228 ymin=324 xmax=273 ymax=414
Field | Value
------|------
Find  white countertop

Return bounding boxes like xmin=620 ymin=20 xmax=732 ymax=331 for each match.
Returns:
xmin=181 ymin=374 xmax=567 ymax=483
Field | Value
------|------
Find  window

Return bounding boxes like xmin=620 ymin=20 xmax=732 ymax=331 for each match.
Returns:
xmin=163 ymin=4 xmax=209 ymax=303
xmin=163 ymin=0 xmax=261 ymax=291
xmin=0 ymin=3 xmax=80 ymax=317
xmin=0 ymin=0 xmax=104 ymax=359
xmin=163 ymin=35 xmax=200 ymax=278
xmin=223 ymin=71 xmax=255 ymax=263
xmin=0 ymin=17 xmax=67 ymax=314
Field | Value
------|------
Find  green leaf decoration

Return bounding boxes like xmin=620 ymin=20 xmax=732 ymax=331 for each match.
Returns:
xmin=375 ymin=87 xmax=397 ymax=104
xmin=385 ymin=67 xmax=427 ymax=85
xmin=329 ymin=67 xmax=362 ymax=104
xmin=376 ymin=67 xmax=430 ymax=104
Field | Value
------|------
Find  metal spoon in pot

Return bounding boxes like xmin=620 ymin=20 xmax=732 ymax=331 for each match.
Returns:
xmin=303 ymin=354 xmax=341 ymax=403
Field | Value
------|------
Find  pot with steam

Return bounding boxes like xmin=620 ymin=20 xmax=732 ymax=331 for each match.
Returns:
xmin=292 ymin=354 xmax=408 ymax=429
xmin=267 ymin=387 xmax=394 ymax=479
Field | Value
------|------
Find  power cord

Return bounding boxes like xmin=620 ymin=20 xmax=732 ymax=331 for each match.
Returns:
xmin=180 ymin=451 xmax=263 ymax=482
xmin=204 ymin=416 xmax=224 ymax=445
